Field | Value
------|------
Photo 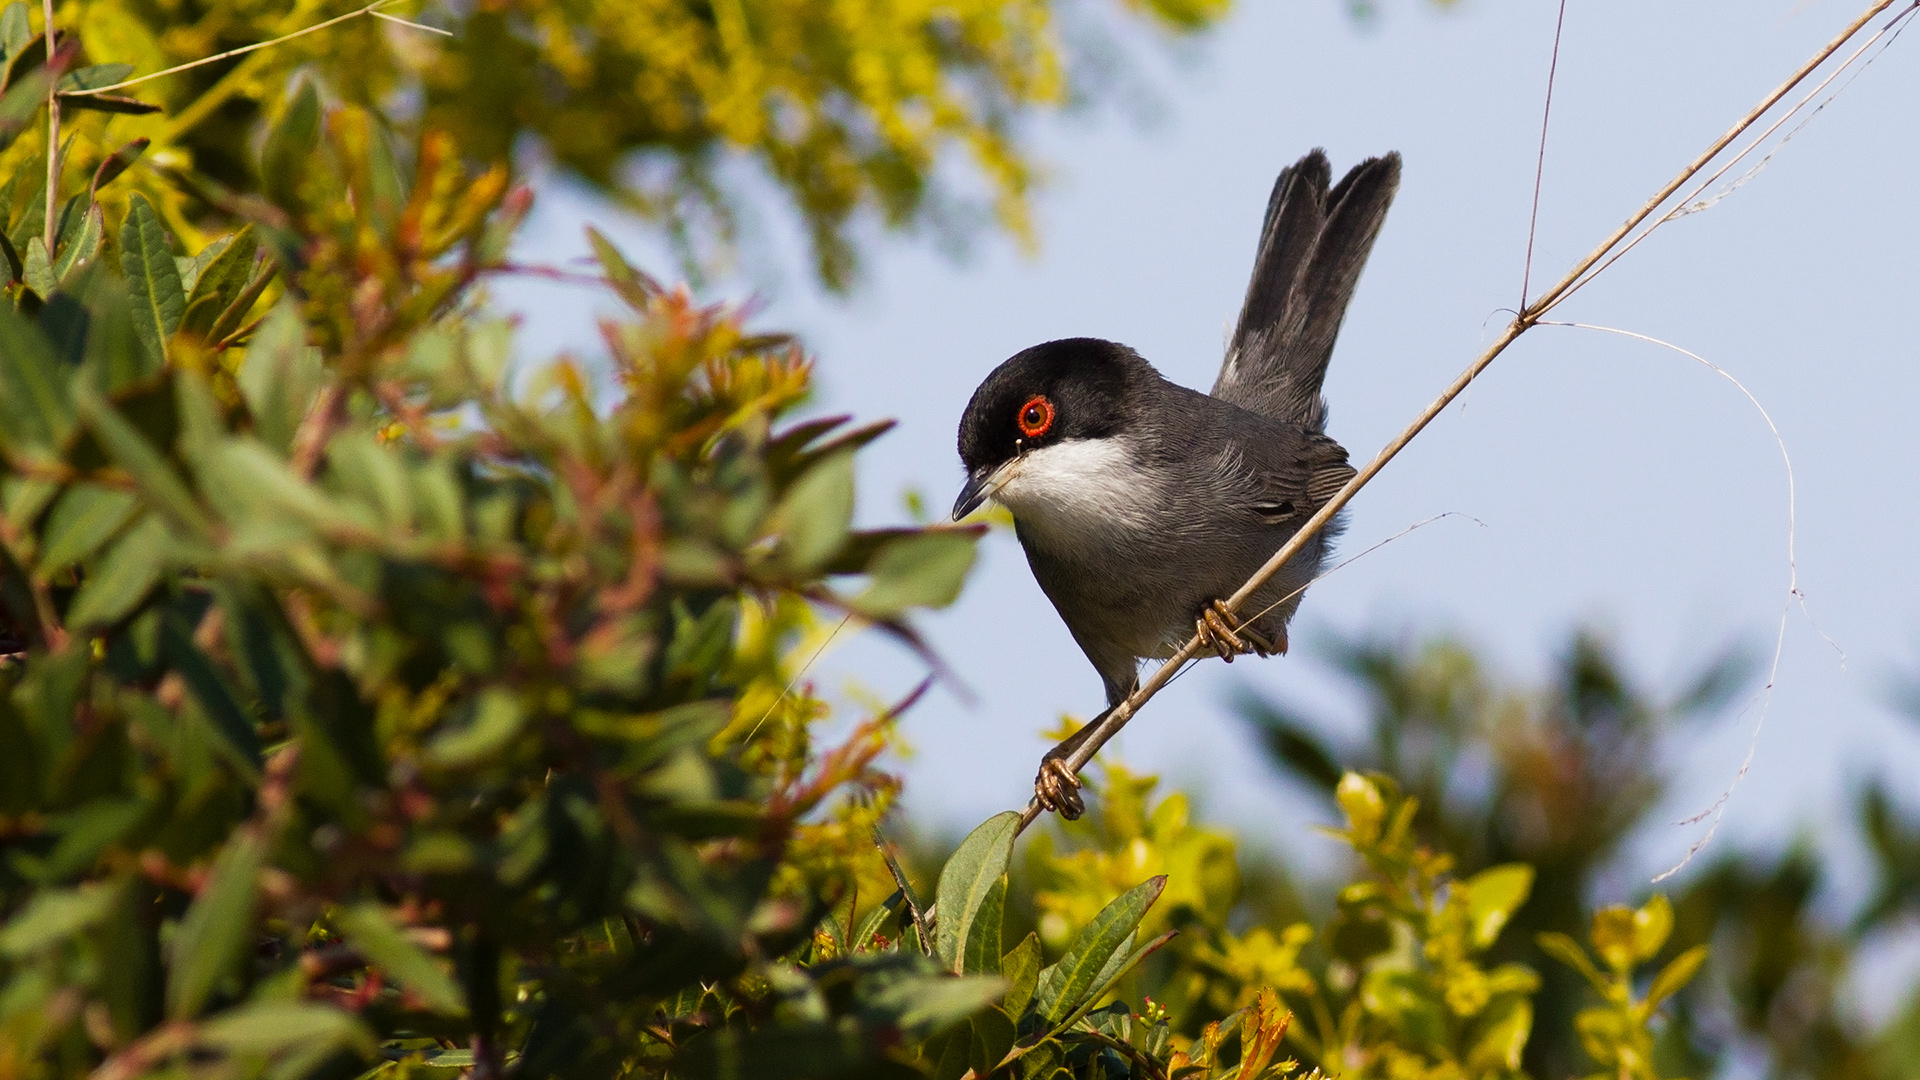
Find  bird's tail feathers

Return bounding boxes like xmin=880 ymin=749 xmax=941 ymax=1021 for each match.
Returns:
xmin=1213 ymin=150 xmax=1401 ymax=430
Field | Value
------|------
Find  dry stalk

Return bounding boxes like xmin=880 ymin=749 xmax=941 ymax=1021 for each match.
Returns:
xmin=1013 ymin=0 xmax=1908 ymax=834
xmin=58 ymin=0 xmax=415 ymax=98
xmin=40 ymin=0 xmax=56 ymax=255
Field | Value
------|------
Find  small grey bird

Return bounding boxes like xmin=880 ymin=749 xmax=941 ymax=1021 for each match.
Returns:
xmin=951 ymin=150 xmax=1400 ymax=818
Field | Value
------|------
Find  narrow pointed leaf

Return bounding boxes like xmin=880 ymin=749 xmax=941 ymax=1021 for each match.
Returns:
xmin=120 ymin=192 xmax=184 ymax=362
xmin=332 ymin=903 xmax=466 ymax=1014
xmin=51 ymin=202 xmax=102 ymax=284
xmin=1000 ymin=932 xmax=1042 ymax=1018
xmin=1034 ymin=875 xmax=1166 ymax=1025
xmin=20 ymin=234 xmax=52 ymax=295
xmin=181 ymin=228 xmax=258 ymax=338
xmin=1642 ymin=944 xmax=1708 ymax=1014
xmin=168 ymin=830 xmax=266 ymax=1018
xmin=91 ymin=137 xmax=148 ymax=195
xmin=261 ymin=82 xmax=320 ymax=208
xmin=934 ymin=811 xmax=1019 ymax=973
xmin=0 ymin=302 xmax=75 ymax=458
xmin=959 ymin=874 xmax=1007 ymax=976
xmin=65 ymin=514 xmax=167 ymax=628
xmin=75 ymin=385 xmax=210 ymax=537
xmin=1050 ymin=929 xmax=1176 ymax=1035
xmin=207 ymin=256 xmax=276 ymax=344
xmin=37 ymin=483 xmax=139 ymax=571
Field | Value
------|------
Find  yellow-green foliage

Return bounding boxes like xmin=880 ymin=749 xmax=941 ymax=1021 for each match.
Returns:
xmin=21 ymin=0 xmax=1227 ymax=288
xmin=1538 ymin=896 xmax=1706 ymax=1080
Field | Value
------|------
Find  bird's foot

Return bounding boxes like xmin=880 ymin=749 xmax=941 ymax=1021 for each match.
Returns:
xmin=1034 ymin=753 xmax=1086 ymax=820
xmin=1195 ymin=600 xmax=1284 ymax=662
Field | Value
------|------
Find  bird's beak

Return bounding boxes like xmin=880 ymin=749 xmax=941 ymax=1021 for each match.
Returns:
xmin=952 ymin=459 xmax=1019 ymax=521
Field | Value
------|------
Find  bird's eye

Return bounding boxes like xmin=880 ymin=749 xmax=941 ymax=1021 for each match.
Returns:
xmin=1017 ymin=395 xmax=1055 ymax=439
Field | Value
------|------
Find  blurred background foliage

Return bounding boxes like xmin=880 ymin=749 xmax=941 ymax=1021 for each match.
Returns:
xmin=0 ymin=0 xmax=1918 ymax=1076
xmin=23 ymin=0 xmax=1234 ymax=292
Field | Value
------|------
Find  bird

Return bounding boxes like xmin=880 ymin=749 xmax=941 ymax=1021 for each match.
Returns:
xmin=950 ymin=149 xmax=1401 ymax=819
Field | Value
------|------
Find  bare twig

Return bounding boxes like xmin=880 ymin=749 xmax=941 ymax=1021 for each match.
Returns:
xmin=41 ymin=0 xmax=56 ymax=255
xmin=1521 ymin=0 xmax=1570 ymax=309
xmin=1012 ymin=0 xmax=1908 ymax=836
xmin=1533 ymin=320 xmax=1836 ymax=883
xmin=1530 ymin=0 xmax=1908 ymax=317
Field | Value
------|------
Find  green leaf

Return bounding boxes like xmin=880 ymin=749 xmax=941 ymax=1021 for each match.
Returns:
xmin=0 ymin=300 xmax=75 ymax=459
xmin=208 ymin=256 xmax=277 ymax=344
xmin=120 ymin=192 xmax=184 ymax=363
xmin=853 ymin=530 xmax=978 ymax=616
xmin=51 ymin=202 xmax=102 ymax=284
xmin=585 ymin=225 xmax=659 ymax=309
xmin=180 ymin=227 xmax=258 ymax=339
xmin=426 ymin=689 xmax=526 ymax=767
xmin=1629 ymin=893 xmax=1674 ymax=962
xmin=198 ymin=1001 xmax=374 ymax=1058
xmin=236 ymin=299 xmax=324 ymax=455
xmin=261 ymin=81 xmax=321 ymax=208
xmin=774 ymin=449 xmax=853 ymax=574
xmin=65 ymin=514 xmax=167 ymax=628
xmin=91 ymin=137 xmax=149 ymax=196
xmin=1033 ymin=875 xmax=1165 ymax=1025
xmin=169 ymin=830 xmax=267 ymax=1018
xmin=1640 ymin=943 xmax=1708 ymax=1014
xmin=959 ymin=875 xmax=1007 ymax=977
xmin=0 ymin=882 xmax=118 ymax=956
xmin=1536 ymin=931 xmax=1609 ymax=994
xmin=1000 ymin=932 xmax=1042 ymax=1018
xmin=20 ymin=234 xmax=52 ymax=295
xmin=969 ymin=1006 xmax=1018 ymax=1077
xmin=934 ymin=810 xmax=1019 ymax=974
xmin=163 ymin=612 xmax=264 ymax=781
xmin=851 ymin=892 xmax=900 ymax=951
xmin=176 ymin=233 xmax=229 ymax=296
xmin=1463 ymin=863 xmax=1534 ymax=949
xmin=332 ymin=903 xmax=466 ymax=1014
xmin=0 ymin=4 xmax=28 ymax=63
xmin=75 ymin=385 xmax=211 ymax=538
xmin=203 ymin=439 xmax=367 ymax=536
xmin=1051 ymin=928 xmax=1177 ymax=1034
xmin=57 ymin=63 xmax=133 ymax=92
xmin=37 ymin=483 xmax=138 ymax=572
xmin=1465 ymin=997 xmax=1532 ymax=1071
xmin=324 ymin=431 xmax=412 ymax=529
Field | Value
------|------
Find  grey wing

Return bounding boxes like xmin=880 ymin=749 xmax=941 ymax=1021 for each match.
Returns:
xmin=1245 ymin=433 xmax=1357 ymax=527
xmin=1212 ymin=150 xmax=1401 ymax=431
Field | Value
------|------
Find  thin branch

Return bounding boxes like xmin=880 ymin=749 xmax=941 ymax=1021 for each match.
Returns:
xmin=1012 ymin=0 xmax=1908 ymax=836
xmin=370 ymin=10 xmax=451 ymax=35
xmin=1529 ymin=0 xmax=1907 ymax=317
xmin=61 ymin=0 xmax=406 ymax=98
xmin=1555 ymin=0 xmax=1918 ymax=301
xmin=1534 ymin=321 xmax=1835 ymax=883
xmin=41 ymin=0 xmax=56 ymax=254
xmin=1520 ymin=0 xmax=1570 ymax=309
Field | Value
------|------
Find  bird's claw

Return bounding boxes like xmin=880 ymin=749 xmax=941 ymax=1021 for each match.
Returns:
xmin=1195 ymin=600 xmax=1283 ymax=662
xmin=1035 ymin=755 xmax=1085 ymax=820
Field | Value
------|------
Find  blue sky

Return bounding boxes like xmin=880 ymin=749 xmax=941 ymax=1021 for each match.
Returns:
xmin=497 ymin=0 xmax=1920 ymax=930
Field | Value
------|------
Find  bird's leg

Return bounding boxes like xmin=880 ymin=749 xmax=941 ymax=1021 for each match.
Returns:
xmin=1195 ymin=600 xmax=1286 ymax=662
xmin=1033 ymin=711 xmax=1107 ymax=820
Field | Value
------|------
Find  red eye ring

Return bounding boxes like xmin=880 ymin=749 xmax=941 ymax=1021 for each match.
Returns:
xmin=1017 ymin=395 xmax=1055 ymax=439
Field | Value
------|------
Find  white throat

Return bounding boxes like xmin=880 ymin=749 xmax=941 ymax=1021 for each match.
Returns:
xmin=993 ymin=438 xmax=1156 ymax=551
